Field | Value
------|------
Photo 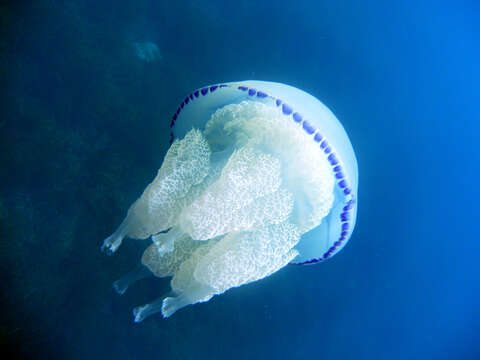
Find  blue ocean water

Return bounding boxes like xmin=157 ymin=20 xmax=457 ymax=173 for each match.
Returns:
xmin=0 ymin=0 xmax=479 ymax=359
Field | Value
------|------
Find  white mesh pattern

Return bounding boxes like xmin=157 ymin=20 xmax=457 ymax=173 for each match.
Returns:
xmin=126 ymin=129 xmax=211 ymax=238
xmin=178 ymin=147 xmax=282 ymax=240
xmin=193 ymin=222 xmax=300 ymax=294
xmin=227 ymin=188 xmax=294 ymax=230
xmin=204 ymin=101 xmax=334 ymax=233
xmin=170 ymin=239 xmax=218 ymax=297
xmin=141 ymin=234 xmax=202 ymax=277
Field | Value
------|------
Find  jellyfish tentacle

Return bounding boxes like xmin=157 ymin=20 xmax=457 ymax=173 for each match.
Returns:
xmin=161 ymin=296 xmax=190 ymax=318
xmin=161 ymin=284 xmax=213 ymax=318
xmin=133 ymin=297 xmax=164 ymax=323
xmin=113 ymin=264 xmax=152 ymax=295
xmin=133 ymin=291 xmax=175 ymax=322
xmin=101 ymin=218 xmax=129 ymax=255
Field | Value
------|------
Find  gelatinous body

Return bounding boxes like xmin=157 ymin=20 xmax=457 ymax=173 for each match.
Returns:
xmin=102 ymin=81 xmax=358 ymax=321
xmin=132 ymin=41 xmax=162 ymax=62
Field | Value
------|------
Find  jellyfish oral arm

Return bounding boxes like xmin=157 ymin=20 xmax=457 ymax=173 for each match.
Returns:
xmin=101 ymin=129 xmax=211 ymax=254
xmin=101 ymin=217 xmax=129 ymax=255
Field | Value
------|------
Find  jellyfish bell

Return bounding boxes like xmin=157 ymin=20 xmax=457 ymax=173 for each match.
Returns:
xmin=101 ymin=80 xmax=358 ymax=321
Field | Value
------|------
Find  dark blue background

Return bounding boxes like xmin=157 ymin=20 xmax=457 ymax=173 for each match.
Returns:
xmin=1 ymin=1 xmax=478 ymax=359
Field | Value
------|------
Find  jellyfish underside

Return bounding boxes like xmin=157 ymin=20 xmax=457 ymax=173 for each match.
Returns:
xmin=102 ymin=100 xmax=335 ymax=321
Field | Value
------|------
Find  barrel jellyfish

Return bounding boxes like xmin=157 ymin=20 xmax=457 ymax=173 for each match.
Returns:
xmin=101 ymin=81 xmax=358 ymax=322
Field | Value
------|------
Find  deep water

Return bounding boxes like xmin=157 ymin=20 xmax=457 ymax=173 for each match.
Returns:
xmin=0 ymin=0 xmax=479 ymax=359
